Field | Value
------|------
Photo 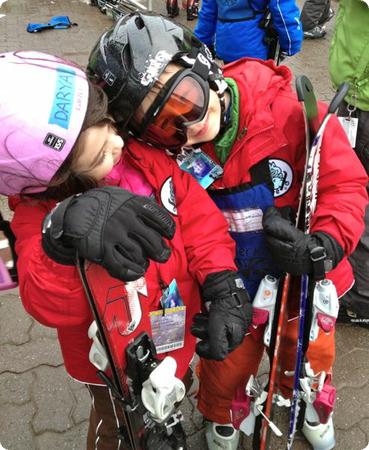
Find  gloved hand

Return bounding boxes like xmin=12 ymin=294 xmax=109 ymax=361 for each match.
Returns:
xmin=262 ymin=207 xmax=344 ymax=276
xmin=191 ymin=270 xmax=252 ymax=361
xmin=42 ymin=186 xmax=175 ymax=281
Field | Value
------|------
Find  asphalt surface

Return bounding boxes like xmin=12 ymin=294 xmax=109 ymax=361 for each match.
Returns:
xmin=0 ymin=0 xmax=369 ymax=449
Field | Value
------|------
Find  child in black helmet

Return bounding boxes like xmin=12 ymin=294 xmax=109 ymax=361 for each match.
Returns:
xmin=87 ymin=12 xmax=368 ymax=450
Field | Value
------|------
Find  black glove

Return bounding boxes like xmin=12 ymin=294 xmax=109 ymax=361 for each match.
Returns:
xmin=42 ymin=186 xmax=175 ymax=281
xmin=191 ymin=270 xmax=253 ymax=361
xmin=262 ymin=207 xmax=344 ymax=277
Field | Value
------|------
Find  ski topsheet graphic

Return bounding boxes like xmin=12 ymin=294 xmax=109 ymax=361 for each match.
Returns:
xmin=230 ymin=77 xmax=349 ymax=450
xmin=77 ymin=259 xmax=187 ymax=450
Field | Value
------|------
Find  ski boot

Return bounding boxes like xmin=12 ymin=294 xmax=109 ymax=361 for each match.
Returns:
xmin=186 ymin=0 xmax=199 ymax=21
xmin=205 ymin=421 xmax=239 ymax=450
xmin=166 ymin=0 xmax=179 ymax=18
xmin=302 ymin=413 xmax=335 ymax=450
xmin=301 ymin=367 xmax=336 ymax=450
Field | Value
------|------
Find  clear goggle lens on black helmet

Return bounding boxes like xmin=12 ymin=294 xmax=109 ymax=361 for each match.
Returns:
xmin=132 ymin=68 xmax=210 ymax=150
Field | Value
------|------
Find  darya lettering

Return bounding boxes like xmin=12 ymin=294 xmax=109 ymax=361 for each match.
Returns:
xmin=49 ymin=69 xmax=76 ymax=129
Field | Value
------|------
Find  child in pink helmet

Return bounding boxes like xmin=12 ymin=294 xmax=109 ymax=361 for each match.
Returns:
xmin=0 ymin=50 xmax=252 ymax=449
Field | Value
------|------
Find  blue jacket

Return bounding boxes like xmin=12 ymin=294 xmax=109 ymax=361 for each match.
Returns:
xmin=194 ymin=0 xmax=303 ymax=62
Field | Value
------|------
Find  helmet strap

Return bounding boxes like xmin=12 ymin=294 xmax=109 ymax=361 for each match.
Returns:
xmin=218 ymin=92 xmax=227 ymax=129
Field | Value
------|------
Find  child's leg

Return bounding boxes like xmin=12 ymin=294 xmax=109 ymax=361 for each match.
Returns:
xmin=86 ymin=384 xmax=127 ymax=450
xmin=197 ymin=334 xmax=264 ymax=424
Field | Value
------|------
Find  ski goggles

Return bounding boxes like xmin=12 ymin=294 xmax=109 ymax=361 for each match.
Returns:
xmin=133 ymin=68 xmax=210 ymax=150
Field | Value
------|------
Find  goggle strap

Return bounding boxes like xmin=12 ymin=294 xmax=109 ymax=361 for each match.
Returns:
xmin=191 ymin=57 xmax=211 ymax=81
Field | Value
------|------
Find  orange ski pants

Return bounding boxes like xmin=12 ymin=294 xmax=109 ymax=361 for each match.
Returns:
xmin=197 ymin=315 xmax=335 ymax=424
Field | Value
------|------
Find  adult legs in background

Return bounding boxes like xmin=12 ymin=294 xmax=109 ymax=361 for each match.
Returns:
xmin=301 ymin=0 xmax=333 ymax=39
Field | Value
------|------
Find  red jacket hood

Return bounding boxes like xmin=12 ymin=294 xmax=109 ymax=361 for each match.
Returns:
xmin=225 ymin=57 xmax=293 ymax=126
xmin=204 ymin=58 xmax=294 ymax=172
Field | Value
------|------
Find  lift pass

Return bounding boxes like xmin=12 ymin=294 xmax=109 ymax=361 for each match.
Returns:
xmin=149 ymin=280 xmax=186 ymax=354
xmin=338 ymin=116 xmax=358 ymax=148
xmin=177 ymin=149 xmax=223 ymax=188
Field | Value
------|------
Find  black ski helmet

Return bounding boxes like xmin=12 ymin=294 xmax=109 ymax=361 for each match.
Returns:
xmin=87 ymin=12 xmax=227 ymax=129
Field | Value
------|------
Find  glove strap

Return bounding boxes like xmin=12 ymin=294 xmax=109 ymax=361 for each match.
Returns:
xmin=310 ymin=246 xmax=327 ymax=281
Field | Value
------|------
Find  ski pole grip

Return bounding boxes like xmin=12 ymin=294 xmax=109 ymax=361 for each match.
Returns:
xmin=328 ymin=82 xmax=350 ymax=114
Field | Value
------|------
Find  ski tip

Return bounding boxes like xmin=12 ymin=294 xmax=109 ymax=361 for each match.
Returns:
xmin=295 ymin=75 xmax=314 ymax=101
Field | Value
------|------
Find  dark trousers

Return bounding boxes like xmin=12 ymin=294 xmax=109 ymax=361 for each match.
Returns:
xmin=300 ymin=0 xmax=331 ymax=31
xmin=86 ymin=384 xmax=128 ymax=450
xmin=338 ymin=101 xmax=369 ymax=318
xmin=85 ymin=368 xmax=193 ymax=450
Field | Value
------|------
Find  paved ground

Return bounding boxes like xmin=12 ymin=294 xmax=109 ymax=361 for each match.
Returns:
xmin=1 ymin=0 xmax=369 ymax=449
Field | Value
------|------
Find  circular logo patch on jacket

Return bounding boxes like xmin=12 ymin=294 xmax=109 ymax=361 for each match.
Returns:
xmin=269 ymin=159 xmax=293 ymax=197
xmin=160 ymin=177 xmax=177 ymax=215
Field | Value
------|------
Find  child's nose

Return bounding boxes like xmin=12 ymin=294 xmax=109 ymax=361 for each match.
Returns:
xmin=111 ymin=134 xmax=124 ymax=149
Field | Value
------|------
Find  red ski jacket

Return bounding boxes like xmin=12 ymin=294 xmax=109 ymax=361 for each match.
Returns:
xmin=202 ymin=58 xmax=369 ymax=297
xmin=9 ymin=141 xmax=237 ymax=384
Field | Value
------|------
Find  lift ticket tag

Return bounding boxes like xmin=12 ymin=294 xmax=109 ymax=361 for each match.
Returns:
xmin=149 ymin=280 xmax=186 ymax=354
xmin=338 ymin=116 xmax=358 ymax=148
xmin=177 ymin=149 xmax=223 ymax=188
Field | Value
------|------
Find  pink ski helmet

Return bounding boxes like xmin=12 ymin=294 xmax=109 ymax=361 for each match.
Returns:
xmin=0 ymin=51 xmax=89 ymax=195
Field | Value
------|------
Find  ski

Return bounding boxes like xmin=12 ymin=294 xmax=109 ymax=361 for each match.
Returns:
xmin=251 ymin=77 xmax=349 ymax=450
xmin=94 ymin=0 xmax=147 ymax=21
xmin=77 ymin=258 xmax=187 ymax=450
xmin=252 ymin=77 xmax=318 ymax=450
xmin=286 ymin=77 xmax=350 ymax=449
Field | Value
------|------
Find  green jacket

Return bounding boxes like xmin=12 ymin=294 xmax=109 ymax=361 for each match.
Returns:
xmin=329 ymin=0 xmax=369 ymax=111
